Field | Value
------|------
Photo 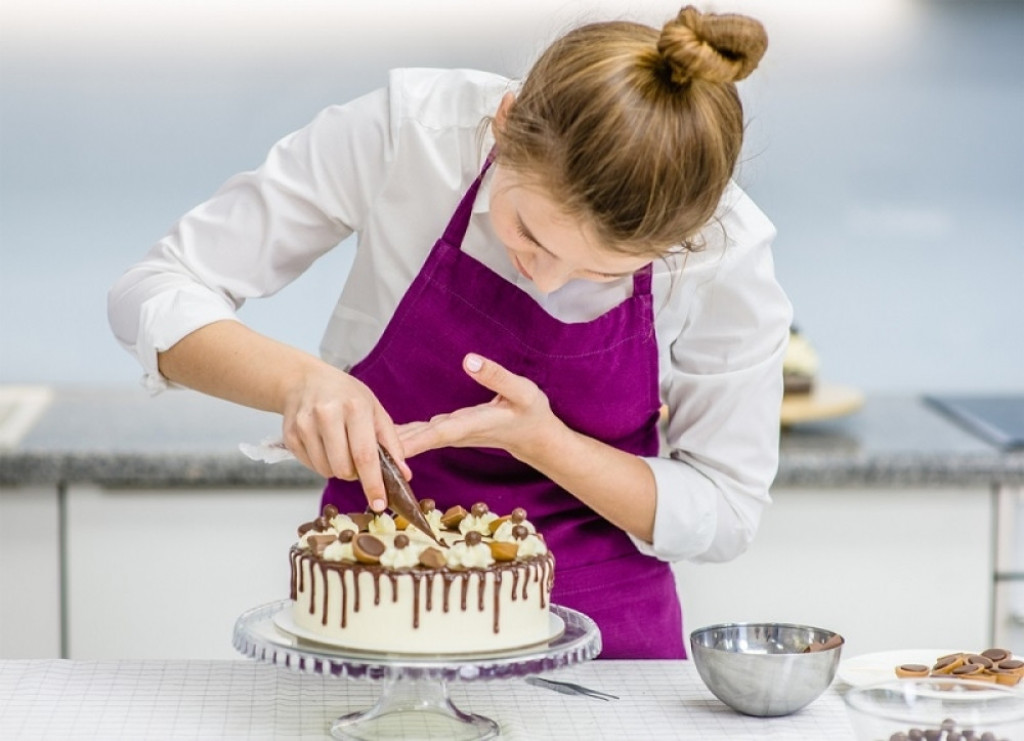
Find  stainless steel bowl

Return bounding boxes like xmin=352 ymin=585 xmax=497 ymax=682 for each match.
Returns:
xmin=690 ymin=622 xmax=843 ymax=717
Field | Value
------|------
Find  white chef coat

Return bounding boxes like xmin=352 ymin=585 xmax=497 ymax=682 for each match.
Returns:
xmin=108 ymin=67 xmax=793 ymax=565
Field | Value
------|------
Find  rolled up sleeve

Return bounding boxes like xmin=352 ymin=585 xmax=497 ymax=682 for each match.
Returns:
xmin=107 ymin=87 xmax=392 ymax=391
xmin=630 ymin=187 xmax=793 ymax=563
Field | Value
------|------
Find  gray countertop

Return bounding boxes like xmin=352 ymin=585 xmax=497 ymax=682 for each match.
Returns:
xmin=1 ymin=387 xmax=1021 ymax=489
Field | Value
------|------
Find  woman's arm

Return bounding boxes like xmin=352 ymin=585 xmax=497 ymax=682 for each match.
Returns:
xmin=396 ymin=352 xmax=658 ymax=541
xmin=158 ymin=319 xmax=407 ymax=510
xmin=107 ymin=89 xmax=391 ymax=392
xmin=107 ymin=88 xmax=404 ymax=507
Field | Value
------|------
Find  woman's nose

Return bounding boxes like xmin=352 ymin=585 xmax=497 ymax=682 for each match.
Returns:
xmin=529 ymin=257 xmax=573 ymax=294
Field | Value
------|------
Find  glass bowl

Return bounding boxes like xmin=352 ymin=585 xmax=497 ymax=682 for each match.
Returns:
xmin=844 ymin=678 xmax=1024 ymax=741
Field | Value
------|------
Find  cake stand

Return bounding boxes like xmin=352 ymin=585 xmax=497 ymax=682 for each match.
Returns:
xmin=233 ymin=599 xmax=601 ymax=741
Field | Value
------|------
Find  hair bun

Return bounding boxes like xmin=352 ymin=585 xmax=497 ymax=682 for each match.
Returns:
xmin=657 ymin=5 xmax=768 ymax=85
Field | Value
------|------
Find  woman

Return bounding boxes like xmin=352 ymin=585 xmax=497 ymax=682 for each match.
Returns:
xmin=108 ymin=6 xmax=792 ymax=658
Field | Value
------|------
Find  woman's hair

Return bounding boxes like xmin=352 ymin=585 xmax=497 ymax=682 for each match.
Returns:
xmin=495 ymin=5 xmax=768 ymax=256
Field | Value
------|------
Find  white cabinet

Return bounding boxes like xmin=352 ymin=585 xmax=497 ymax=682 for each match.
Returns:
xmin=0 ymin=486 xmax=62 ymax=658
xmin=64 ymin=485 xmax=319 ymax=659
xmin=993 ymin=485 xmax=1024 ymax=653
xmin=673 ymin=486 xmax=993 ymax=659
xmin=4 ymin=481 xmax=1001 ymax=661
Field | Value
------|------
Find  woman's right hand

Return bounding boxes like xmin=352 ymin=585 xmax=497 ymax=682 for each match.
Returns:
xmin=280 ymin=361 xmax=410 ymax=512
xmin=156 ymin=321 xmax=408 ymax=512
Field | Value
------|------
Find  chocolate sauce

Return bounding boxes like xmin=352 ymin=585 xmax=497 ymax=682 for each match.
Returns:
xmin=424 ymin=573 xmax=434 ymax=613
xmin=411 ymin=572 xmax=422 ymax=628
xmin=319 ymin=562 xmax=329 ymax=626
xmin=442 ymin=573 xmax=455 ymax=613
xmin=308 ymin=560 xmax=316 ymax=616
xmin=340 ymin=570 xmax=348 ymax=628
xmin=493 ymin=571 xmax=502 ymax=633
xmin=292 ymin=551 xmax=555 ymax=637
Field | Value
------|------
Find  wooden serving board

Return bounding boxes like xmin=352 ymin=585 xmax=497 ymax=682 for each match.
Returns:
xmin=781 ymin=383 xmax=865 ymax=427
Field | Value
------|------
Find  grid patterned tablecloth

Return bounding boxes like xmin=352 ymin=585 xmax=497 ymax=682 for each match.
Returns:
xmin=0 ymin=659 xmax=855 ymax=740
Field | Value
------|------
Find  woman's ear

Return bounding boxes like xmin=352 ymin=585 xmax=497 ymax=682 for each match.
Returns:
xmin=492 ymin=92 xmax=516 ymax=134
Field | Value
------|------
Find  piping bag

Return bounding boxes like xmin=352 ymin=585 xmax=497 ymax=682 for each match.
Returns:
xmin=238 ymin=436 xmax=443 ymax=547
xmin=377 ymin=443 xmax=445 ymax=547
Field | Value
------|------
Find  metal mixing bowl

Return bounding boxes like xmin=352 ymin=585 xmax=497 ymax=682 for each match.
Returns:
xmin=690 ymin=622 xmax=843 ymax=717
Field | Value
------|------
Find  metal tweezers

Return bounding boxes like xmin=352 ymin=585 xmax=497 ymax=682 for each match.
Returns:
xmin=525 ymin=675 xmax=619 ymax=701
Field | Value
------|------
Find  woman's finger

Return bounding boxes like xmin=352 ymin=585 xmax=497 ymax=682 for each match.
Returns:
xmin=332 ymin=400 xmax=387 ymax=511
xmin=319 ymin=419 xmax=356 ymax=480
xmin=463 ymin=353 xmax=534 ymax=403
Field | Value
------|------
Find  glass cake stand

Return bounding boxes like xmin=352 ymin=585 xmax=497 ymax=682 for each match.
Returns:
xmin=233 ymin=599 xmax=601 ymax=741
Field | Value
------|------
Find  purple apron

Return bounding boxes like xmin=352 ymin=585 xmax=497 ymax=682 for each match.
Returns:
xmin=322 ymin=157 xmax=685 ymax=659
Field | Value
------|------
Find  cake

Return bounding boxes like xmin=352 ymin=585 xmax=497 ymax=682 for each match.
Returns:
xmin=288 ymin=500 xmax=555 ymax=654
xmin=783 ymin=326 xmax=819 ymax=395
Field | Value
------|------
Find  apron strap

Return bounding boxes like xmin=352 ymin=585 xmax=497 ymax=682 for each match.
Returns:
xmin=441 ymin=150 xmax=496 ymax=248
xmin=632 ymin=262 xmax=653 ymax=296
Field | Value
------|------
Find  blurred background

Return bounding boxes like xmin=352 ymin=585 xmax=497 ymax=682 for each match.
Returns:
xmin=1 ymin=0 xmax=1022 ymax=394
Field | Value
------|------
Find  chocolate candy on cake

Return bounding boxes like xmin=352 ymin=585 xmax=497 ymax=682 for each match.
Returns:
xmin=289 ymin=502 xmax=555 ymax=654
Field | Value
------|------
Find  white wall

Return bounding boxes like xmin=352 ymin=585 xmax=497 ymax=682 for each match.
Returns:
xmin=2 ymin=0 xmax=1021 ymax=393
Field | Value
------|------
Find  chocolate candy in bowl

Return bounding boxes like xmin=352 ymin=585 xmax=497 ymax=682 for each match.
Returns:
xmin=844 ymin=678 xmax=1024 ymax=741
xmin=690 ymin=622 xmax=843 ymax=717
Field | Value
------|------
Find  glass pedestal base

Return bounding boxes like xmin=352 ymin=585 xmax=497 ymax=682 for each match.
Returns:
xmin=330 ymin=676 xmax=497 ymax=740
xmin=233 ymin=600 xmax=600 ymax=741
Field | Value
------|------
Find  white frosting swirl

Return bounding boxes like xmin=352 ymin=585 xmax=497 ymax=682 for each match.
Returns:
xmin=379 ymin=541 xmax=424 ymax=569
xmin=321 ymin=539 xmax=355 ymax=562
xmin=492 ymin=518 xmax=536 ymax=542
xmin=425 ymin=509 xmax=444 ymax=534
xmin=368 ymin=513 xmax=397 ymax=535
xmin=446 ymin=541 xmax=495 ymax=569
xmin=515 ymin=533 xmax=548 ymax=558
xmin=328 ymin=513 xmax=360 ymax=533
xmin=403 ymin=509 xmax=444 ymax=543
xmin=459 ymin=511 xmax=498 ymax=536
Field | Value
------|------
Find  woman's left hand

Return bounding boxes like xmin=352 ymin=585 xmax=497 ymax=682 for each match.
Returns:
xmin=397 ymin=353 xmax=561 ymax=460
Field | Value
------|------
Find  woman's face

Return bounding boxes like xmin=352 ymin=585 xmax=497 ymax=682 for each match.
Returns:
xmin=488 ymin=165 xmax=651 ymax=294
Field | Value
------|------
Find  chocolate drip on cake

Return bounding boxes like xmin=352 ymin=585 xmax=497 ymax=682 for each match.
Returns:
xmin=442 ymin=573 xmax=455 ymax=612
xmin=424 ymin=572 xmax=434 ymax=613
xmin=340 ymin=570 xmax=348 ymax=628
xmin=290 ymin=549 xmax=553 ymax=634
xmin=320 ymin=562 xmax=329 ymax=626
xmin=308 ymin=560 xmax=317 ymax=617
xmin=411 ymin=572 xmax=422 ymax=628
xmin=493 ymin=571 xmax=502 ymax=633
xmin=288 ymin=504 xmax=554 ymax=651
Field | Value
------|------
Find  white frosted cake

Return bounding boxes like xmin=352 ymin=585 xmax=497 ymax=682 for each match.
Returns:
xmin=288 ymin=500 xmax=555 ymax=654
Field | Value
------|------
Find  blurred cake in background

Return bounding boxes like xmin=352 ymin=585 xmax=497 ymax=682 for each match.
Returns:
xmin=783 ymin=326 xmax=819 ymax=395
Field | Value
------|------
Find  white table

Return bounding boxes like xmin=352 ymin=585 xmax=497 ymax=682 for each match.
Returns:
xmin=0 ymin=659 xmax=856 ymax=740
